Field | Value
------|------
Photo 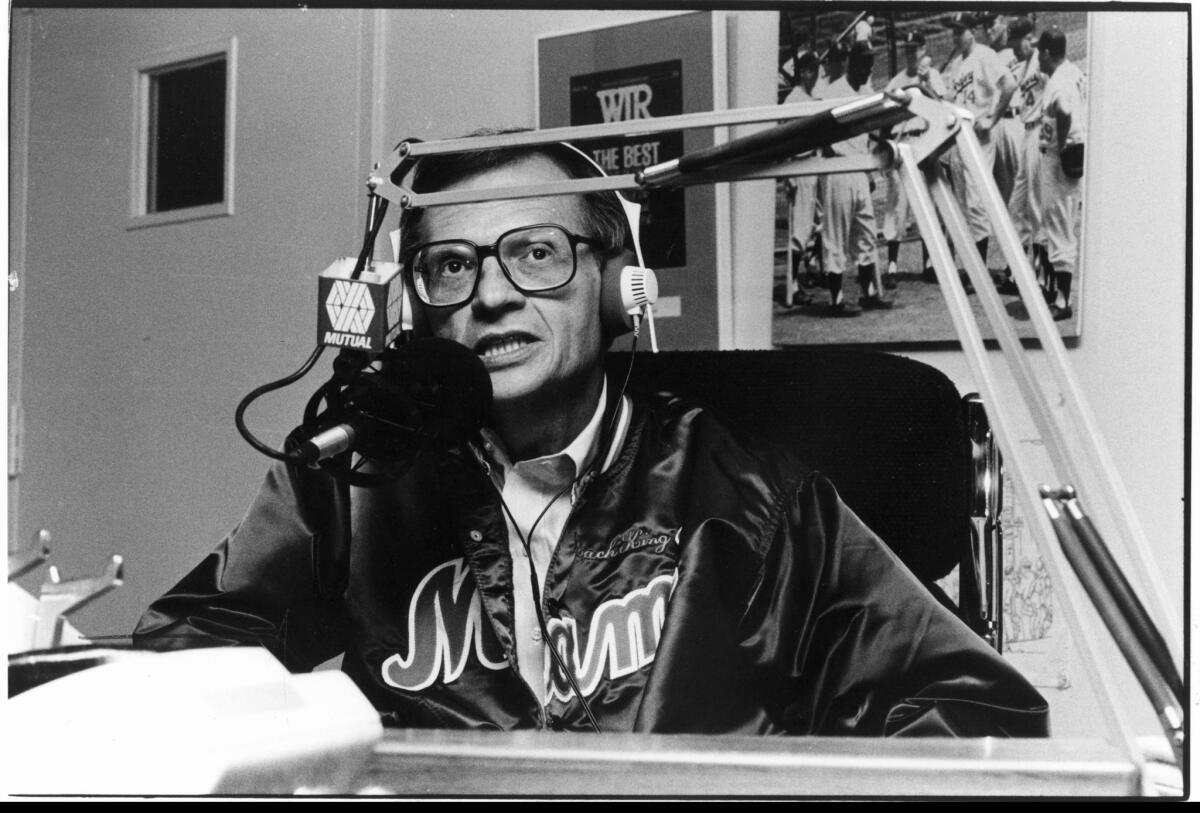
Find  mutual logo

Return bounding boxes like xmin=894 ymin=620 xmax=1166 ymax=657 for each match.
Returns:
xmin=325 ymin=279 xmax=375 ymax=335
xmin=379 ymin=558 xmax=677 ymax=697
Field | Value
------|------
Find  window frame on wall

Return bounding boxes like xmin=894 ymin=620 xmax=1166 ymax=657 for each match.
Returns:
xmin=128 ymin=36 xmax=238 ymax=229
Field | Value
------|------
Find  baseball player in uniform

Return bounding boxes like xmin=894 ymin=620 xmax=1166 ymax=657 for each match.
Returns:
xmin=853 ymin=14 xmax=875 ymax=46
xmin=995 ymin=17 xmax=1051 ymax=297
xmin=881 ymin=31 xmax=946 ymax=290
xmin=818 ymin=41 xmax=889 ymax=316
xmin=943 ymin=13 xmax=1017 ymax=272
xmin=990 ymin=16 xmax=1025 ymax=204
xmin=813 ymin=39 xmax=848 ymax=100
xmin=1036 ymin=27 xmax=1086 ymax=321
xmin=782 ymin=50 xmax=823 ymax=307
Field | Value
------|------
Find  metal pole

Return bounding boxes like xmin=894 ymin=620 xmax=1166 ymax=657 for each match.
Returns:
xmin=954 ymin=126 xmax=1181 ymax=662
xmin=896 ymin=144 xmax=1144 ymax=774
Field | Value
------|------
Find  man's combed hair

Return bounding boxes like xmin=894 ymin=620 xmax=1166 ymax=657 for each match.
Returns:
xmin=397 ymin=128 xmax=632 ymax=263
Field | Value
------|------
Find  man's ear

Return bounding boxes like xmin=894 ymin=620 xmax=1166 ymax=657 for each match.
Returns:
xmin=601 ymin=246 xmax=639 ymax=276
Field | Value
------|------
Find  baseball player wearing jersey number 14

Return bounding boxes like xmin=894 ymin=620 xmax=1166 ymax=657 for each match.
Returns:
xmin=1036 ymin=27 xmax=1086 ymax=322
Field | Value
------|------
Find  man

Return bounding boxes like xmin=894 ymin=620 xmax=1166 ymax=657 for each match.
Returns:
xmin=984 ymin=12 xmax=1010 ymax=52
xmin=135 ymin=140 xmax=1048 ymax=736
xmin=782 ymin=50 xmax=824 ymax=306
xmin=943 ymin=12 xmax=1018 ymax=273
xmin=989 ymin=15 xmax=1025 ymax=204
xmin=881 ymin=31 xmax=946 ymax=290
xmin=813 ymin=39 xmax=847 ymax=100
xmin=852 ymin=14 xmax=875 ymax=47
xmin=995 ymin=17 xmax=1052 ymax=297
xmin=817 ymin=41 xmax=889 ymax=315
xmin=1036 ymin=27 xmax=1086 ymax=321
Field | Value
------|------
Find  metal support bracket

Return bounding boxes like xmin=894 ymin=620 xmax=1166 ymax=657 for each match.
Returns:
xmin=33 ymin=555 xmax=124 ymax=650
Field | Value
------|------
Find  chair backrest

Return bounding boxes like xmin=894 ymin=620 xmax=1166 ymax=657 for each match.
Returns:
xmin=605 ymin=349 xmax=969 ymax=586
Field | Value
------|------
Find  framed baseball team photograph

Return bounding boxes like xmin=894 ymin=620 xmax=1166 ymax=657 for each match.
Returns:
xmin=771 ymin=8 xmax=1090 ymax=346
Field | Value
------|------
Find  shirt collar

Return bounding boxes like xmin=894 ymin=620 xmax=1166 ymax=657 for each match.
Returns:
xmin=480 ymin=377 xmax=608 ymax=483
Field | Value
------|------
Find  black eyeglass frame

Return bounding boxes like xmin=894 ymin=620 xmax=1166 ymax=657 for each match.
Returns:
xmin=405 ymin=223 xmax=606 ymax=308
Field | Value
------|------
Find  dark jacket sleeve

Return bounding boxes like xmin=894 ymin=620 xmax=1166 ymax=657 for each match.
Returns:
xmin=753 ymin=472 xmax=1049 ymax=737
xmin=131 ymin=460 xmax=350 ymax=672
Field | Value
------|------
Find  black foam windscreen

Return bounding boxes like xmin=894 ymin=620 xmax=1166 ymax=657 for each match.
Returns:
xmin=373 ymin=336 xmax=493 ymax=449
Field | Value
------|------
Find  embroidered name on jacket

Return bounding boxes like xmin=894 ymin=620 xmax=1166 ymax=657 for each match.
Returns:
xmin=380 ymin=558 xmax=676 ymax=695
xmin=577 ymin=526 xmax=681 ymax=561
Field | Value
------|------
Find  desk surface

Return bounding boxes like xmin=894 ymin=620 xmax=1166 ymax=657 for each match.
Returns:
xmin=356 ymin=730 xmax=1141 ymax=797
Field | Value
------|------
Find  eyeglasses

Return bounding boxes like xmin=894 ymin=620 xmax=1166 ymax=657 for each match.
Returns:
xmin=407 ymin=224 xmax=604 ymax=308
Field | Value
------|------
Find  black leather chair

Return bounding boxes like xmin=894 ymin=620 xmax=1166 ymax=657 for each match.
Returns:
xmin=606 ymin=348 xmax=1000 ymax=646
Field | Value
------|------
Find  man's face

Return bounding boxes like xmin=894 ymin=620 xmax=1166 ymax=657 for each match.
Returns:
xmin=1037 ymin=46 xmax=1058 ymax=74
xmin=987 ymin=16 xmax=1008 ymax=48
xmin=417 ymin=156 xmax=607 ymax=409
xmin=952 ymin=27 xmax=973 ymax=50
xmin=1013 ymin=33 xmax=1034 ymax=61
xmin=904 ymin=45 xmax=925 ymax=72
xmin=847 ymin=57 xmax=872 ymax=87
xmin=799 ymin=64 xmax=818 ymax=91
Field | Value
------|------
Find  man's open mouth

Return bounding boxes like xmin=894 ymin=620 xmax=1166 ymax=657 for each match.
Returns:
xmin=473 ymin=333 xmax=537 ymax=361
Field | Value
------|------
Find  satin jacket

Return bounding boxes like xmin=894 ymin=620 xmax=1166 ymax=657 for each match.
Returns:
xmin=134 ymin=388 xmax=1049 ymax=736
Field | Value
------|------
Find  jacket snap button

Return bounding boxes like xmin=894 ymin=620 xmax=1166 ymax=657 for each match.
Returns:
xmin=469 ymin=529 xmax=483 ymax=542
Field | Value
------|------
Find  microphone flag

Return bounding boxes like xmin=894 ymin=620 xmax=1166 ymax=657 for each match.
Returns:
xmin=317 ymin=258 xmax=406 ymax=352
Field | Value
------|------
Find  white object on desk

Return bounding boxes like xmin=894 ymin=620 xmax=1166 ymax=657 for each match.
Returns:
xmin=5 ymin=647 xmax=382 ymax=796
xmin=5 ymin=582 xmax=87 ymax=654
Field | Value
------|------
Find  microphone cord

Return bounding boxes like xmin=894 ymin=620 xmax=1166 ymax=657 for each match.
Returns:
xmin=493 ymin=342 xmax=639 ymax=733
xmin=236 ymin=187 xmax=386 ymax=465
xmin=235 ymin=344 xmax=326 ymax=463
xmin=351 ymin=195 xmax=389 ymax=280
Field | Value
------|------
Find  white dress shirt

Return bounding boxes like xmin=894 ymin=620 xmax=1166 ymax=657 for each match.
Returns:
xmin=478 ymin=379 xmax=629 ymax=703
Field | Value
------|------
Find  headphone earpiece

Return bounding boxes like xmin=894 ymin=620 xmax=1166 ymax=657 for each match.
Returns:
xmin=600 ymin=263 xmax=659 ymax=343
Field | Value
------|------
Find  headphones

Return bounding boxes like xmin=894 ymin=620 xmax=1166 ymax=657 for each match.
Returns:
xmin=389 ymin=141 xmax=659 ymax=351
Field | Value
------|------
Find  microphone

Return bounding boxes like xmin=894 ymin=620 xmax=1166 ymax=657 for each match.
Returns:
xmin=290 ymin=337 xmax=493 ymax=467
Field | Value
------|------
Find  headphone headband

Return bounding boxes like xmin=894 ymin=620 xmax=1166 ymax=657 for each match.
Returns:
xmin=554 ymin=141 xmax=646 ymax=268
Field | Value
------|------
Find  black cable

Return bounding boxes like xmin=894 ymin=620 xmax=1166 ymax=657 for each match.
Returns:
xmin=492 ymin=339 xmax=640 ymax=733
xmin=501 ymin=499 xmax=601 ymax=734
xmin=351 ymin=196 xmax=390 ymax=280
xmin=235 ymin=345 xmax=326 ymax=462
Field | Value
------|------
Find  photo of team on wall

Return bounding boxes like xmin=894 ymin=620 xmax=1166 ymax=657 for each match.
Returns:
xmin=772 ymin=9 xmax=1088 ymax=345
